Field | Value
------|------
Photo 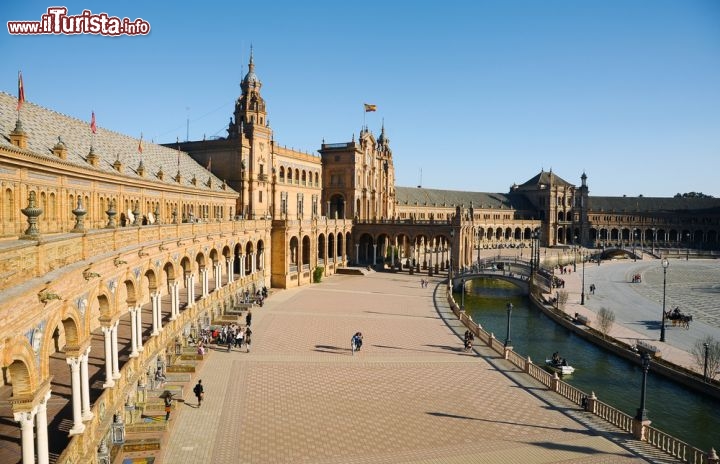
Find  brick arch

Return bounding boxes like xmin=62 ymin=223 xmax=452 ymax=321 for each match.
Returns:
xmin=3 ymin=339 xmax=38 ymax=397
xmin=123 ymin=279 xmax=137 ymax=306
xmin=144 ymin=268 xmax=158 ymax=292
xmin=163 ymin=261 xmax=177 ymax=284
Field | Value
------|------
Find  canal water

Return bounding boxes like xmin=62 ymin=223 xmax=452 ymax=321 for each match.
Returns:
xmin=457 ymin=277 xmax=720 ymax=452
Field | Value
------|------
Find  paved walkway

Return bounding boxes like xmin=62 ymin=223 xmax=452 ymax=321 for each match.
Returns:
xmin=162 ymin=270 xmax=681 ymax=464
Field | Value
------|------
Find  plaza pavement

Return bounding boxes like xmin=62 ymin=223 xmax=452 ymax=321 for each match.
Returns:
xmin=162 ymin=269 xmax=682 ymax=464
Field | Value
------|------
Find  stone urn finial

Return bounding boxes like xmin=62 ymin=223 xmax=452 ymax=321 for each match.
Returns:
xmin=71 ymin=197 xmax=87 ymax=232
xmin=132 ymin=201 xmax=141 ymax=226
xmin=106 ymin=199 xmax=118 ymax=228
xmin=20 ymin=190 xmax=43 ymax=239
xmin=153 ymin=204 xmax=162 ymax=225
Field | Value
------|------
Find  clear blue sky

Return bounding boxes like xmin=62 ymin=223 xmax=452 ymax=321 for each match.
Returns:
xmin=2 ymin=1 xmax=719 ymax=197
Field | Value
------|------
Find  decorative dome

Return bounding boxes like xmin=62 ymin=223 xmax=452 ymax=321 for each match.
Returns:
xmin=241 ymin=47 xmax=260 ymax=90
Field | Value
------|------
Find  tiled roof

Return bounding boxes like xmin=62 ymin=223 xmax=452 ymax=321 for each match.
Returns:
xmin=396 ymin=186 xmax=534 ymax=210
xmin=588 ymin=196 xmax=720 ymax=213
xmin=518 ymin=170 xmax=574 ymax=188
xmin=0 ymin=92 xmax=236 ymax=193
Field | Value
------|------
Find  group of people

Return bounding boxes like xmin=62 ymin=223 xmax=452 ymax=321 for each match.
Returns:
xmin=351 ymin=332 xmax=364 ymax=354
xmin=420 ymin=279 xmax=429 ymax=288
xmin=242 ymin=287 xmax=268 ymax=306
xmin=551 ymin=352 xmax=569 ymax=366
xmin=463 ymin=329 xmax=475 ymax=352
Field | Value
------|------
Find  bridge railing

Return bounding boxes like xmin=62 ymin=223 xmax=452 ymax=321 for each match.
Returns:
xmin=444 ymin=283 xmax=714 ymax=463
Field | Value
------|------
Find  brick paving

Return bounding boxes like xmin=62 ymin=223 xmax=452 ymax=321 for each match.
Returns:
xmin=162 ymin=271 xmax=679 ymax=464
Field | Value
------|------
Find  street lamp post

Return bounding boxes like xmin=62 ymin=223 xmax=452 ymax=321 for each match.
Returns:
xmin=448 ymin=229 xmax=454 ymax=286
xmin=660 ymin=258 xmax=669 ymax=342
xmin=460 ymin=278 xmax=465 ymax=311
xmin=504 ymin=302 xmax=513 ymax=347
xmin=686 ymin=232 xmax=690 ymax=260
xmin=633 ymin=229 xmax=637 ymax=262
xmin=704 ymin=343 xmax=710 ymax=383
xmin=635 ymin=352 xmax=651 ymax=421
xmin=581 ymin=251 xmax=586 ymax=305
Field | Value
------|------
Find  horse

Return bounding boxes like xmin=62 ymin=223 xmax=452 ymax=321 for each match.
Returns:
xmin=679 ymin=315 xmax=692 ymax=329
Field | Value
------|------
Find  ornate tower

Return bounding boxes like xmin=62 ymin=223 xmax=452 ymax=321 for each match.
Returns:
xmin=228 ymin=48 xmax=273 ymax=219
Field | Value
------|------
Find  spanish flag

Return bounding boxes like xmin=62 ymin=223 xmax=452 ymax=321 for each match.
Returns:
xmin=138 ymin=133 xmax=144 ymax=154
xmin=364 ymin=103 xmax=377 ymax=112
xmin=17 ymin=71 xmax=25 ymax=111
xmin=90 ymin=111 xmax=97 ymax=134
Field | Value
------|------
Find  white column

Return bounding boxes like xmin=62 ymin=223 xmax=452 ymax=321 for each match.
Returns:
xmin=135 ymin=304 xmax=144 ymax=353
xmin=355 ymin=244 xmax=360 ymax=264
xmin=227 ymin=258 xmax=233 ymax=282
xmin=201 ymin=268 xmax=209 ymax=298
xmin=259 ymin=250 xmax=264 ymax=270
xmin=101 ymin=326 xmax=114 ymax=388
xmin=151 ymin=292 xmax=160 ymax=336
xmin=36 ymin=391 xmax=50 ymax=464
xmin=373 ymin=244 xmax=377 ymax=265
xmin=186 ymin=274 xmax=195 ymax=307
xmin=239 ymin=254 xmax=245 ymax=277
xmin=251 ymin=252 xmax=257 ymax=274
xmin=169 ymin=282 xmax=177 ymax=320
xmin=14 ymin=409 xmax=35 ymax=464
xmin=129 ymin=307 xmax=139 ymax=358
xmin=214 ymin=263 xmax=222 ymax=290
xmin=111 ymin=321 xmax=121 ymax=379
xmin=80 ymin=347 xmax=93 ymax=421
xmin=67 ymin=356 xmax=86 ymax=435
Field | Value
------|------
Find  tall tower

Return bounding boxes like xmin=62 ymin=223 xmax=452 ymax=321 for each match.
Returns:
xmin=230 ymin=48 xmax=273 ymax=219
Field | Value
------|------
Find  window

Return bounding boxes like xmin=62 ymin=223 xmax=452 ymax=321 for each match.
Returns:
xmin=259 ymin=191 xmax=263 ymax=203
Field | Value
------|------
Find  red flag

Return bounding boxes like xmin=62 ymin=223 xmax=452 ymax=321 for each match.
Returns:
xmin=138 ymin=133 xmax=143 ymax=154
xmin=90 ymin=111 xmax=97 ymax=134
xmin=17 ymin=71 xmax=25 ymax=111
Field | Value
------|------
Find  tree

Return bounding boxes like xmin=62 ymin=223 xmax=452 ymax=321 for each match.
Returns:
xmin=674 ymin=192 xmax=714 ymax=199
xmin=597 ymin=307 xmax=615 ymax=339
xmin=691 ymin=336 xmax=720 ymax=381
xmin=313 ymin=266 xmax=324 ymax=283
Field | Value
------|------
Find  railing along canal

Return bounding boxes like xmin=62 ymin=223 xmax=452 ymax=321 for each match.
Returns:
xmin=445 ymin=282 xmax=713 ymax=464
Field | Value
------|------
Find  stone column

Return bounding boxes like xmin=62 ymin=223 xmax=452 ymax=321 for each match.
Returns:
xmin=14 ymin=409 xmax=36 ymax=464
xmin=129 ymin=307 xmax=139 ymax=358
xmin=239 ymin=254 xmax=245 ymax=277
xmin=111 ymin=321 xmax=121 ymax=379
xmin=135 ymin=305 xmax=144 ymax=353
xmin=80 ymin=347 xmax=93 ymax=421
xmin=372 ymin=244 xmax=377 ymax=265
xmin=355 ymin=244 xmax=359 ymax=264
xmin=200 ymin=268 xmax=209 ymax=298
xmin=227 ymin=258 xmax=233 ymax=283
xmin=101 ymin=326 xmax=114 ymax=388
xmin=186 ymin=274 xmax=194 ymax=307
xmin=170 ymin=282 xmax=179 ymax=320
xmin=214 ymin=263 xmax=222 ymax=291
xmin=151 ymin=292 xmax=160 ymax=336
xmin=259 ymin=250 xmax=265 ymax=270
xmin=36 ymin=391 xmax=50 ymax=464
xmin=251 ymin=252 xmax=257 ymax=274
xmin=67 ymin=356 xmax=86 ymax=435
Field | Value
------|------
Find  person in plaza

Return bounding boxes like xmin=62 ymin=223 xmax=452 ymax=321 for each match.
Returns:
xmin=193 ymin=379 xmax=204 ymax=407
xmin=353 ymin=332 xmax=363 ymax=351
xmin=235 ymin=327 xmax=245 ymax=348
xmin=155 ymin=368 xmax=166 ymax=389
xmin=245 ymin=326 xmax=252 ymax=352
xmin=164 ymin=393 xmax=173 ymax=420
xmin=246 ymin=309 xmax=252 ymax=327
xmin=196 ymin=341 xmax=205 ymax=355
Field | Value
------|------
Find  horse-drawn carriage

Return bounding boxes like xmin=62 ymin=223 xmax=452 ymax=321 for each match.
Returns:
xmin=665 ymin=306 xmax=692 ymax=329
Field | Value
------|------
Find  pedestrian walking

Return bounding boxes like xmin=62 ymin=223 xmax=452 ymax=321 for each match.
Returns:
xmin=245 ymin=327 xmax=252 ymax=353
xmin=164 ymin=393 xmax=173 ymax=420
xmin=193 ymin=379 xmax=204 ymax=407
xmin=246 ymin=309 xmax=252 ymax=327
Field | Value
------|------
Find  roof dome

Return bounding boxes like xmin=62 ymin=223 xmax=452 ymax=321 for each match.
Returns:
xmin=241 ymin=48 xmax=260 ymax=89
